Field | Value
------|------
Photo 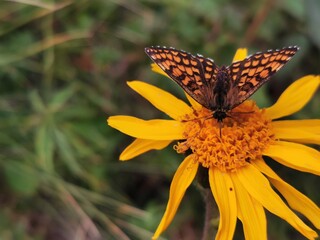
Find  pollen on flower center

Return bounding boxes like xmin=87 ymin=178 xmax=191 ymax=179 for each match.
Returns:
xmin=175 ymin=101 xmax=275 ymax=172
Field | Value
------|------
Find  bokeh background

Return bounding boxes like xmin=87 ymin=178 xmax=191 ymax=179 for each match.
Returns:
xmin=0 ymin=0 xmax=319 ymax=239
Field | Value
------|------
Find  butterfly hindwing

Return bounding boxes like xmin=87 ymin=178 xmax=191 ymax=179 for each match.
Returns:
xmin=145 ymin=47 xmax=218 ymax=109
xmin=227 ymin=46 xmax=299 ymax=108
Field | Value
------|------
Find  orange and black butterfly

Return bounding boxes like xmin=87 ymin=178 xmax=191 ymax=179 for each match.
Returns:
xmin=145 ymin=46 xmax=299 ymax=122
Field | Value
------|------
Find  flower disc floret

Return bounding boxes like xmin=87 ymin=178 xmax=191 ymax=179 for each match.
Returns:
xmin=175 ymin=101 xmax=275 ymax=172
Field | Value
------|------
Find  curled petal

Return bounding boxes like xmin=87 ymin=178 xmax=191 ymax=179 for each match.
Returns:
xmin=263 ymin=141 xmax=320 ymax=176
xmin=253 ymin=159 xmax=320 ymax=229
xmin=234 ymin=165 xmax=318 ymax=239
xmin=209 ymin=168 xmax=237 ymax=240
xmin=120 ymin=139 xmax=171 ymax=161
xmin=265 ymin=75 xmax=320 ymax=120
xmin=152 ymin=155 xmax=199 ymax=239
xmin=108 ymin=116 xmax=184 ymax=140
xmin=127 ymin=81 xmax=192 ymax=120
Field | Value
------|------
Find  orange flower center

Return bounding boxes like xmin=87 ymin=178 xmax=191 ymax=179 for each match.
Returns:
xmin=174 ymin=101 xmax=275 ymax=172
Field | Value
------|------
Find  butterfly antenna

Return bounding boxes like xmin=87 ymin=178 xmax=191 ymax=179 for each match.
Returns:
xmin=231 ymin=110 xmax=255 ymax=115
xmin=181 ymin=112 xmax=213 ymax=122
xmin=226 ymin=110 xmax=255 ymax=128
xmin=226 ymin=113 xmax=244 ymax=127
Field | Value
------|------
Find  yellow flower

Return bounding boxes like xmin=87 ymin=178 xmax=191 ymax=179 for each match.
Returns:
xmin=107 ymin=49 xmax=320 ymax=240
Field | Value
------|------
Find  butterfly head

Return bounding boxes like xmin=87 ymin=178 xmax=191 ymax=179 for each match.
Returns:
xmin=212 ymin=110 xmax=227 ymax=122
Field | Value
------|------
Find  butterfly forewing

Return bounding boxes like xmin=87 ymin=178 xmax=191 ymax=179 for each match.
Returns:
xmin=227 ymin=46 xmax=299 ymax=108
xmin=145 ymin=47 xmax=218 ymax=109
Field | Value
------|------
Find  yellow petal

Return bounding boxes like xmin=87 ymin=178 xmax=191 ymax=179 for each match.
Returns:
xmin=234 ymin=164 xmax=318 ymax=239
xmin=120 ymin=139 xmax=171 ymax=161
xmin=108 ymin=116 xmax=184 ymax=140
xmin=265 ymin=75 xmax=320 ymax=120
xmin=152 ymin=155 xmax=198 ymax=239
xmin=232 ymin=48 xmax=248 ymax=62
xmin=185 ymin=92 xmax=202 ymax=109
xmin=263 ymin=141 xmax=320 ymax=176
xmin=273 ymin=119 xmax=320 ymax=133
xmin=273 ymin=121 xmax=320 ymax=145
xmin=209 ymin=168 xmax=237 ymax=240
xmin=127 ymin=81 xmax=192 ymax=120
xmin=232 ymin=175 xmax=266 ymax=240
xmin=151 ymin=63 xmax=169 ymax=78
xmin=253 ymin=158 xmax=320 ymax=229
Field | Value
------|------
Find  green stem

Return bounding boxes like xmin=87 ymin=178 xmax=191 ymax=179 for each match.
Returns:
xmin=201 ymin=188 xmax=218 ymax=240
xmin=197 ymin=166 xmax=218 ymax=240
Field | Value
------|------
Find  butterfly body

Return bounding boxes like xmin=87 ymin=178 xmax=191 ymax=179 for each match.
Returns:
xmin=210 ymin=66 xmax=232 ymax=121
xmin=145 ymin=46 xmax=299 ymax=122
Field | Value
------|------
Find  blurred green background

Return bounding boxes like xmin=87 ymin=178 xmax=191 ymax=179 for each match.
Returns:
xmin=0 ymin=0 xmax=319 ymax=239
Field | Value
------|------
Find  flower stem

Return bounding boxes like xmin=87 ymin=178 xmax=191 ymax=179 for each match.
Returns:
xmin=197 ymin=166 xmax=218 ymax=240
xmin=201 ymin=188 xmax=218 ymax=240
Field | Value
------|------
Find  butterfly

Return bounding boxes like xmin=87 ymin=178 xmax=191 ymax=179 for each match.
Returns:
xmin=145 ymin=46 xmax=299 ymax=122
